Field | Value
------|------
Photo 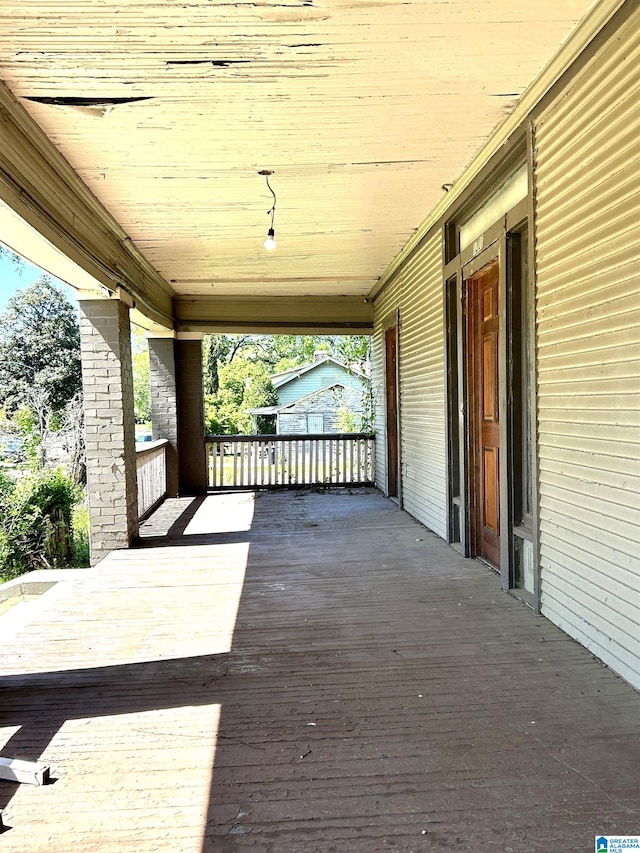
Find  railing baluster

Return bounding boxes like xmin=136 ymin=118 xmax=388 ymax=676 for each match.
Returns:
xmin=312 ymin=438 xmax=317 ymax=484
xmin=252 ymin=440 xmax=257 ymax=486
xmin=293 ymin=439 xmax=298 ymax=485
xmin=269 ymin=440 xmax=273 ymax=485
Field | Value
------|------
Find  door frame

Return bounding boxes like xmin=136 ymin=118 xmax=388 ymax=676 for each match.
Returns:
xmin=382 ymin=309 xmax=401 ymax=502
xmin=443 ymin=198 xmax=540 ymax=608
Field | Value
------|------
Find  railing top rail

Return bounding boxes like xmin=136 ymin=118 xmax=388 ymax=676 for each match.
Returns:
xmin=135 ymin=438 xmax=169 ymax=456
xmin=205 ymin=433 xmax=375 ymax=443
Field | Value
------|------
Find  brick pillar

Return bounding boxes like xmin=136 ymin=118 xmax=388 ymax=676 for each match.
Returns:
xmin=175 ymin=336 xmax=207 ymax=495
xmin=79 ymin=299 xmax=138 ymax=564
xmin=148 ymin=336 xmax=179 ymax=497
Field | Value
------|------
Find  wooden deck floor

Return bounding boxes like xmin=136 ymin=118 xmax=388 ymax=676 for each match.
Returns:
xmin=0 ymin=489 xmax=638 ymax=852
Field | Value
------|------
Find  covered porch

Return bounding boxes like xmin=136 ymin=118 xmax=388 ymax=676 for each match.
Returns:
xmin=1 ymin=489 xmax=638 ymax=851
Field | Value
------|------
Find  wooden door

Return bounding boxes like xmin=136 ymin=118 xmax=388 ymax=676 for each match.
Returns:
xmin=307 ymin=414 xmax=324 ymax=433
xmin=385 ymin=326 xmax=399 ymax=497
xmin=467 ymin=261 xmax=500 ymax=568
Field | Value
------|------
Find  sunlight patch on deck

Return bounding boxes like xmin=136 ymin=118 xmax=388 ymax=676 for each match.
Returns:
xmin=4 ymin=704 xmax=222 ymax=853
xmin=184 ymin=493 xmax=256 ymax=535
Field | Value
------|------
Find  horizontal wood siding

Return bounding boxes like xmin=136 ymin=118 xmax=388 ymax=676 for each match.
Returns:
xmin=372 ymin=232 xmax=447 ymax=538
xmin=372 ymin=274 xmax=402 ymax=493
xmin=534 ymin=7 xmax=640 ymax=690
xmin=398 ymin=233 xmax=447 ymax=538
xmin=276 ymin=362 xmax=366 ymax=406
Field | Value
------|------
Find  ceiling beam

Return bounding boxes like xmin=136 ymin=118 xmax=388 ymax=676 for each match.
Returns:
xmin=174 ymin=296 xmax=373 ymax=335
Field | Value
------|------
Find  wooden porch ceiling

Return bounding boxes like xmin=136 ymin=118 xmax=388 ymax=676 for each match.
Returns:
xmin=1 ymin=490 xmax=638 ymax=850
xmin=0 ymin=1 xmax=597 ymax=327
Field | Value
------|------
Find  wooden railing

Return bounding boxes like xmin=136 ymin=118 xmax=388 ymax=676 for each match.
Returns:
xmin=206 ymin=434 xmax=375 ymax=490
xmin=136 ymin=439 xmax=168 ymax=519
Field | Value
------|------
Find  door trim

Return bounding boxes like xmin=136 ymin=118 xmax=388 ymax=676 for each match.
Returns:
xmin=465 ymin=256 xmax=502 ymax=571
xmin=382 ymin=310 xmax=401 ymax=502
xmin=445 ymin=210 xmax=539 ymax=608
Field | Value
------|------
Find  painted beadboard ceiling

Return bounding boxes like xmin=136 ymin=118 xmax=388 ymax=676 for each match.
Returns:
xmin=0 ymin=0 xmax=596 ymax=301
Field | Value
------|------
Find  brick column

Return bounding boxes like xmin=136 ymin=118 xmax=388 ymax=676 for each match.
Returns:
xmin=79 ymin=299 xmax=138 ymax=564
xmin=175 ymin=336 xmax=207 ymax=495
xmin=148 ymin=335 xmax=179 ymax=497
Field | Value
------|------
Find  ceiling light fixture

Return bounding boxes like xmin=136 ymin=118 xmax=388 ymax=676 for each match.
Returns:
xmin=258 ymin=169 xmax=277 ymax=250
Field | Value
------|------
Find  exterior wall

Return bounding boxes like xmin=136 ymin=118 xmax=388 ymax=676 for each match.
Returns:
xmin=397 ymin=233 xmax=447 ymax=538
xmin=372 ymin=232 xmax=447 ymax=538
xmin=277 ymin=385 xmax=364 ymax=435
xmin=278 ymin=413 xmax=308 ymax=434
xmin=276 ymin=361 xmax=367 ymax=406
xmin=372 ymin=276 xmax=401 ymax=494
xmin=148 ymin=337 xmax=179 ymax=497
xmin=79 ymin=299 xmax=138 ymax=563
xmin=534 ymin=6 xmax=640 ymax=689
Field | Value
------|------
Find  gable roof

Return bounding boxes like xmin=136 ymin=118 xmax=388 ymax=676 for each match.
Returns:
xmin=248 ymin=383 xmax=350 ymax=416
xmin=271 ymin=355 xmax=368 ymax=388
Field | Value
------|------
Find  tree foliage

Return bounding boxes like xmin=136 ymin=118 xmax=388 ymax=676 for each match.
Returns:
xmin=0 ymin=244 xmax=25 ymax=271
xmin=131 ymin=326 xmax=151 ymax=423
xmin=0 ymin=276 xmax=82 ymax=414
xmin=205 ymin=358 xmax=277 ymax=435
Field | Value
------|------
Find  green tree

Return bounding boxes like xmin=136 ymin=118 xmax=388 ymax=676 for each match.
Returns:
xmin=131 ymin=327 xmax=151 ymax=423
xmin=203 ymin=334 xmax=235 ymax=394
xmin=205 ymin=357 xmax=277 ymax=435
xmin=0 ymin=245 xmax=25 ymax=271
xmin=0 ymin=276 xmax=81 ymax=414
xmin=203 ymin=333 xmax=371 ymax=378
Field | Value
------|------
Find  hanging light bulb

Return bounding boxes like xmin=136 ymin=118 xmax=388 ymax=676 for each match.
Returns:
xmin=258 ymin=169 xmax=277 ymax=251
xmin=264 ymin=227 xmax=276 ymax=251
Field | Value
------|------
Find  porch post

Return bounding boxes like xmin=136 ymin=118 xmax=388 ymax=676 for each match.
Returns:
xmin=79 ymin=298 xmax=138 ymax=564
xmin=175 ymin=334 xmax=207 ymax=495
xmin=147 ymin=334 xmax=179 ymax=497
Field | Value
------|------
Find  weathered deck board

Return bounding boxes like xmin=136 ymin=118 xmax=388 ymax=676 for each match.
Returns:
xmin=0 ymin=489 xmax=638 ymax=852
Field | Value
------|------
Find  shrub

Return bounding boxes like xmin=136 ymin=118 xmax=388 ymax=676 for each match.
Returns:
xmin=70 ymin=502 xmax=90 ymax=567
xmin=0 ymin=468 xmax=83 ymax=582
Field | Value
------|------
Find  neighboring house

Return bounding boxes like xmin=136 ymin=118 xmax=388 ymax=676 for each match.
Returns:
xmin=249 ymin=354 xmax=370 ymax=434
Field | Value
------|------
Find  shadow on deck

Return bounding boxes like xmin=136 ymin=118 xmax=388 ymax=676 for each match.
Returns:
xmin=0 ymin=489 xmax=638 ymax=852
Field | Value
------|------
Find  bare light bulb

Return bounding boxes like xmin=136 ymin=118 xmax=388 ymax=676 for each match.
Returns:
xmin=264 ymin=227 xmax=276 ymax=251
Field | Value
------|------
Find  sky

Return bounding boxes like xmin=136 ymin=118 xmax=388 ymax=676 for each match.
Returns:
xmin=0 ymin=251 xmax=75 ymax=314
